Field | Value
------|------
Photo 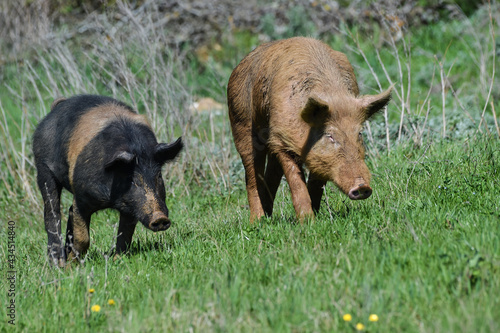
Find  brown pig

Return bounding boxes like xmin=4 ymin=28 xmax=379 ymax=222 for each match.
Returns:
xmin=227 ymin=37 xmax=392 ymax=221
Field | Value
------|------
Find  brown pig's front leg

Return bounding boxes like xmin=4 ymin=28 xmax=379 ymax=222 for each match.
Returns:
xmin=277 ymin=151 xmax=314 ymax=222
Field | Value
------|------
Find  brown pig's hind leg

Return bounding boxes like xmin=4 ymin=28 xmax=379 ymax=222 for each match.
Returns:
xmin=246 ymin=147 xmax=267 ymax=222
xmin=261 ymin=153 xmax=284 ymax=216
xmin=233 ymin=129 xmax=267 ymax=222
xmin=307 ymin=174 xmax=326 ymax=213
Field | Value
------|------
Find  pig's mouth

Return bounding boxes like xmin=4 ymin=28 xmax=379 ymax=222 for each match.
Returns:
xmin=348 ymin=183 xmax=372 ymax=200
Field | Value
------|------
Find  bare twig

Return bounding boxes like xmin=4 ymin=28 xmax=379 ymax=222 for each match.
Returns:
xmin=434 ymin=55 xmax=447 ymax=139
xmin=491 ymin=102 xmax=500 ymax=139
xmin=405 ymin=143 xmax=431 ymax=198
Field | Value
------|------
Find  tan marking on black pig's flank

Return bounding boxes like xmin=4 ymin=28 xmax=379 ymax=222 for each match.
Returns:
xmin=67 ymin=103 xmax=151 ymax=187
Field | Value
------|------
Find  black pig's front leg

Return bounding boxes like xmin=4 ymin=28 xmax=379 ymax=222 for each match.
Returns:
xmin=65 ymin=202 xmax=91 ymax=263
xmin=116 ymin=213 xmax=137 ymax=254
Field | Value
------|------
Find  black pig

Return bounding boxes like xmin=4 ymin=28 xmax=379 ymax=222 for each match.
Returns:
xmin=33 ymin=95 xmax=183 ymax=266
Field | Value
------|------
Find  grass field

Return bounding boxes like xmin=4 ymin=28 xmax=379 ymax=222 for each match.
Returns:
xmin=1 ymin=1 xmax=499 ymax=332
xmin=2 ymin=137 xmax=499 ymax=332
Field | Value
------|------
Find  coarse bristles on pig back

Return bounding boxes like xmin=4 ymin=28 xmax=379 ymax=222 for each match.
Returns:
xmin=33 ymin=95 xmax=183 ymax=266
xmin=66 ymin=103 xmax=151 ymax=188
xmin=227 ymin=37 xmax=392 ymax=222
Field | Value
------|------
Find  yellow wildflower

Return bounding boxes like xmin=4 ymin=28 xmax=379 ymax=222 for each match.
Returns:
xmin=355 ymin=323 xmax=365 ymax=331
xmin=91 ymin=305 xmax=101 ymax=312
xmin=108 ymin=299 xmax=116 ymax=305
xmin=369 ymin=314 xmax=379 ymax=322
xmin=343 ymin=314 xmax=352 ymax=322
xmin=88 ymin=288 xmax=95 ymax=293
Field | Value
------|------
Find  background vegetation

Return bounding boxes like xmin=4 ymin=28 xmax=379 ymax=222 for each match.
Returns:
xmin=0 ymin=0 xmax=499 ymax=332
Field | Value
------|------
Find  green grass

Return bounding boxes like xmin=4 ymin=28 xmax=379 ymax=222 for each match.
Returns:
xmin=1 ymin=136 xmax=499 ymax=332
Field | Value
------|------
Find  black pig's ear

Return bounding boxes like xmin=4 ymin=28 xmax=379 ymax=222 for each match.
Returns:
xmin=301 ymin=95 xmax=330 ymax=127
xmin=154 ymin=137 xmax=183 ymax=164
xmin=105 ymin=151 xmax=135 ymax=170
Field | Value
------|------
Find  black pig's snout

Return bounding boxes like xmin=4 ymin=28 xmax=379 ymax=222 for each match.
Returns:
xmin=148 ymin=212 xmax=171 ymax=231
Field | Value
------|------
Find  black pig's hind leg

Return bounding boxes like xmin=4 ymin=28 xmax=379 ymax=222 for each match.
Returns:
xmin=36 ymin=164 xmax=64 ymax=267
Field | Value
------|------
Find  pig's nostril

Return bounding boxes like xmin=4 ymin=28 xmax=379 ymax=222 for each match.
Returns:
xmin=149 ymin=217 xmax=170 ymax=231
xmin=348 ymin=185 xmax=372 ymax=200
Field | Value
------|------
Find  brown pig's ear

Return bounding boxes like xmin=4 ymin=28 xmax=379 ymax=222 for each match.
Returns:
xmin=154 ymin=137 xmax=183 ymax=165
xmin=105 ymin=151 xmax=135 ymax=170
xmin=301 ymin=95 xmax=330 ymax=127
xmin=359 ymin=85 xmax=393 ymax=120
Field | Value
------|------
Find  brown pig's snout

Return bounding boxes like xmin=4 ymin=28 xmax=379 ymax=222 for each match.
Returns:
xmin=148 ymin=211 xmax=171 ymax=231
xmin=348 ymin=183 xmax=372 ymax=200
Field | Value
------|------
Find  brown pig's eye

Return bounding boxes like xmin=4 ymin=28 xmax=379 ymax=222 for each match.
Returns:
xmin=326 ymin=134 xmax=335 ymax=143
